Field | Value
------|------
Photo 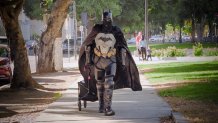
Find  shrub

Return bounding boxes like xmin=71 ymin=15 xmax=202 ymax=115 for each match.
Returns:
xmin=204 ymin=48 xmax=218 ymax=56
xmin=151 ymin=46 xmax=186 ymax=57
xmin=164 ymin=46 xmax=177 ymax=57
xmin=193 ymin=42 xmax=203 ymax=56
xmin=175 ymin=49 xmax=186 ymax=56
xmin=151 ymin=48 xmax=162 ymax=57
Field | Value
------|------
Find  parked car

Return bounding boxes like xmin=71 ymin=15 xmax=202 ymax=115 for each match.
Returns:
xmin=182 ymin=35 xmax=191 ymax=42
xmin=25 ymin=40 xmax=38 ymax=50
xmin=0 ymin=44 xmax=12 ymax=83
xmin=127 ymin=37 xmax=136 ymax=44
xmin=0 ymin=36 xmax=9 ymax=45
xmin=62 ymin=38 xmax=82 ymax=53
xmin=167 ymin=36 xmax=177 ymax=42
xmin=149 ymin=35 xmax=164 ymax=42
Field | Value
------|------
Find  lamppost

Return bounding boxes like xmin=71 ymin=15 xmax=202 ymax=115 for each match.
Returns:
xmin=214 ymin=23 xmax=217 ymax=36
xmin=66 ymin=15 xmax=71 ymax=62
xmin=73 ymin=1 xmax=77 ymax=60
xmin=144 ymin=0 xmax=148 ymax=48
xmin=79 ymin=25 xmax=83 ymax=45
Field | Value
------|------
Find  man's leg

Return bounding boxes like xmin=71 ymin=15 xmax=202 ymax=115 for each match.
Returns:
xmin=144 ymin=48 xmax=147 ymax=60
xmin=104 ymin=63 xmax=116 ymax=116
xmin=141 ymin=47 xmax=144 ymax=60
xmin=95 ymin=68 xmax=105 ymax=113
xmin=146 ymin=54 xmax=149 ymax=61
xmin=138 ymin=48 xmax=142 ymax=60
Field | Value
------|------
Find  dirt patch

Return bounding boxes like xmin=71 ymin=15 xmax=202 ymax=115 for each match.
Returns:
xmin=160 ymin=115 xmax=175 ymax=123
xmin=139 ymin=68 xmax=154 ymax=74
xmin=162 ymin=96 xmax=218 ymax=123
xmin=151 ymin=79 xmax=206 ymax=89
xmin=0 ymin=70 xmax=80 ymax=121
xmin=153 ymin=80 xmax=218 ymax=123
xmin=0 ymin=88 xmax=57 ymax=104
xmin=0 ymin=88 xmax=56 ymax=120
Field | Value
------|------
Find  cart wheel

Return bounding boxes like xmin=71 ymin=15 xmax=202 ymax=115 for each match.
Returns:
xmin=78 ymin=100 xmax=82 ymax=111
xmin=78 ymin=83 xmax=81 ymax=111
xmin=84 ymin=101 xmax=87 ymax=108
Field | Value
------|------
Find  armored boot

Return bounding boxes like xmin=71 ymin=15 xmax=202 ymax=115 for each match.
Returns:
xmin=96 ymin=82 xmax=104 ymax=113
xmin=104 ymin=77 xmax=115 ymax=116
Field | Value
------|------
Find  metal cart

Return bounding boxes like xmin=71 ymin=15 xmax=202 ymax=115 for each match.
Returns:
xmin=78 ymin=80 xmax=98 ymax=111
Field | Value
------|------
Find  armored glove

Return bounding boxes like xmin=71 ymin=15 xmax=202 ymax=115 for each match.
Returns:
xmin=121 ymin=48 xmax=126 ymax=70
xmin=85 ymin=45 xmax=92 ymax=66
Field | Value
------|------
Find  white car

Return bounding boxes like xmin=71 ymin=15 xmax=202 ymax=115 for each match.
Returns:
xmin=149 ymin=35 xmax=163 ymax=42
xmin=62 ymin=38 xmax=81 ymax=53
xmin=182 ymin=35 xmax=191 ymax=42
xmin=127 ymin=37 xmax=136 ymax=44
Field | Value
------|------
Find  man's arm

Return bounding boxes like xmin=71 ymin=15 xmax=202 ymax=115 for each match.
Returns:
xmin=85 ymin=45 xmax=92 ymax=66
xmin=121 ymin=48 xmax=126 ymax=66
xmin=113 ymin=26 xmax=128 ymax=66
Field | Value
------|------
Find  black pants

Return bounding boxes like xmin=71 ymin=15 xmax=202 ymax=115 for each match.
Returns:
xmin=141 ymin=47 xmax=146 ymax=60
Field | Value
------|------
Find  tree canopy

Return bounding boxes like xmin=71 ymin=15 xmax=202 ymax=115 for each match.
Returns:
xmin=76 ymin=0 xmax=121 ymax=23
xmin=23 ymin=0 xmax=43 ymax=20
xmin=115 ymin=0 xmax=144 ymax=32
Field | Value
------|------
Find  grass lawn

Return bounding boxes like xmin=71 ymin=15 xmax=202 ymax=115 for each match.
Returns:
xmin=139 ymin=61 xmax=218 ymax=122
xmin=159 ymin=80 xmax=218 ymax=103
xmin=128 ymin=45 xmax=136 ymax=52
xmin=149 ymin=42 xmax=218 ymax=49
xmin=138 ymin=61 xmax=218 ymax=85
xmin=128 ymin=42 xmax=218 ymax=51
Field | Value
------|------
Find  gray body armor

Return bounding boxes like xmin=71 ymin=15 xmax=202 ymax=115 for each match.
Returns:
xmin=94 ymin=33 xmax=116 ymax=58
xmin=93 ymin=33 xmax=117 ymax=113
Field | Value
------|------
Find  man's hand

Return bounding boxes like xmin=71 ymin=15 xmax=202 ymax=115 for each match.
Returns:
xmin=121 ymin=65 xmax=126 ymax=71
xmin=84 ymin=63 xmax=92 ymax=72
xmin=121 ymin=48 xmax=126 ymax=66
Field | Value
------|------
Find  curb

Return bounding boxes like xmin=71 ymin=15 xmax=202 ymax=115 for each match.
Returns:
xmin=171 ymin=111 xmax=189 ymax=123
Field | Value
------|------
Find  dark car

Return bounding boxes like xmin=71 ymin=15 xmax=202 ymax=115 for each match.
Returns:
xmin=127 ymin=37 xmax=136 ymax=44
xmin=0 ymin=36 xmax=9 ymax=45
xmin=62 ymin=38 xmax=82 ymax=53
xmin=0 ymin=44 xmax=12 ymax=83
xmin=25 ymin=40 xmax=38 ymax=50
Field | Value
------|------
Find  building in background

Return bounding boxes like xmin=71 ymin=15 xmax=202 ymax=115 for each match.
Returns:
xmin=0 ymin=9 xmax=83 ymax=44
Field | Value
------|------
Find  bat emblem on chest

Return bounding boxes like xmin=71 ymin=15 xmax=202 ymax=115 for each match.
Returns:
xmin=99 ymin=37 xmax=112 ymax=42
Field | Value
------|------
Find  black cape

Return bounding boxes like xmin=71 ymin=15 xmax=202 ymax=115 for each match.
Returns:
xmin=78 ymin=24 xmax=142 ymax=94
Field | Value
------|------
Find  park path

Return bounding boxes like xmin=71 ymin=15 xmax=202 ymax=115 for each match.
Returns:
xmin=35 ymin=55 xmax=218 ymax=123
xmin=35 ymin=74 xmax=172 ymax=123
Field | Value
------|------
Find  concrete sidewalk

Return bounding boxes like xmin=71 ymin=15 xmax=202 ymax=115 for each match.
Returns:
xmin=34 ymin=55 xmax=218 ymax=122
xmin=35 ymin=55 xmax=217 ymax=122
xmin=35 ymin=74 xmax=172 ymax=123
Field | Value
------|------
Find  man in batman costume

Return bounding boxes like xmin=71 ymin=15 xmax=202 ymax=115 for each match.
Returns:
xmin=78 ymin=10 xmax=142 ymax=116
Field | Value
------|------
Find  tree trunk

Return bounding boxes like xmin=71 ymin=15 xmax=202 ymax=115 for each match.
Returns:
xmin=191 ymin=18 xmax=196 ymax=43
xmin=87 ymin=19 xmax=95 ymax=34
xmin=0 ymin=0 xmax=41 ymax=89
xmin=196 ymin=16 xmax=206 ymax=42
xmin=161 ymin=23 xmax=165 ymax=43
xmin=208 ymin=21 xmax=213 ymax=40
xmin=179 ymin=25 xmax=182 ymax=43
xmin=38 ymin=0 xmax=72 ymax=73
xmin=0 ymin=19 xmax=5 ymax=35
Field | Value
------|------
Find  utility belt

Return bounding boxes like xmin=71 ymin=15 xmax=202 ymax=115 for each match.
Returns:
xmin=94 ymin=48 xmax=116 ymax=58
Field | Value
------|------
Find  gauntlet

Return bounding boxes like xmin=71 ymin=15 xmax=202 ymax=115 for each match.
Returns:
xmin=85 ymin=45 xmax=92 ymax=65
xmin=121 ymin=48 xmax=126 ymax=66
